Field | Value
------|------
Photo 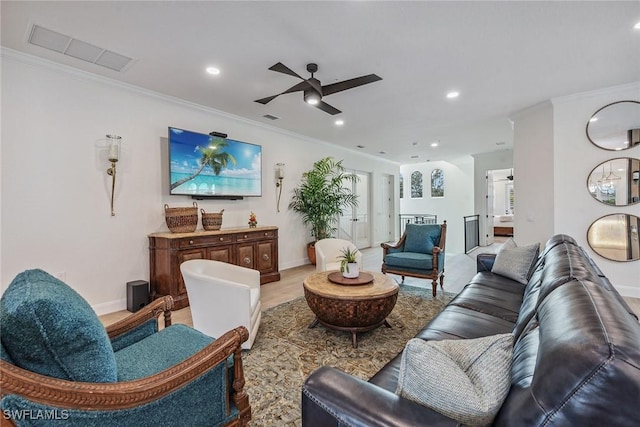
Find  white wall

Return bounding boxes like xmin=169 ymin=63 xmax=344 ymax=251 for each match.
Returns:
xmin=551 ymin=82 xmax=640 ymax=296
xmin=0 ymin=50 xmax=399 ymax=313
xmin=511 ymin=101 xmax=555 ymax=247
xmin=399 ymin=158 xmax=474 ymax=255
xmin=472 ymin=150 xmax=513 ymax=246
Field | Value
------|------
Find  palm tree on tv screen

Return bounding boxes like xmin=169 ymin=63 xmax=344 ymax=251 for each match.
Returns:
xmin=170 ymin=137 xmax=237 ymax=190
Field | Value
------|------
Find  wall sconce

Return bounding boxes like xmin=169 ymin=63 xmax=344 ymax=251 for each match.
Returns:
xmin=275 ymin=163 xmax=285 ymax=212
xmin=106 ymin=134 xmax=122 ymax=216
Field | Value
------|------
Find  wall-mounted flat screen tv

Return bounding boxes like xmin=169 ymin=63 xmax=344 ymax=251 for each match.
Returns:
xmin=169 ymin=127 xmax=262 ymax=198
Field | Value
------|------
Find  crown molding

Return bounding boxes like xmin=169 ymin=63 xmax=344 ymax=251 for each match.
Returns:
xmin=1 ymin=47 xmax=399 ymax=166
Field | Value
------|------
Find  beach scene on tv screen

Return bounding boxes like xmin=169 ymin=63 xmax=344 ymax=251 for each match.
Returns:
xmin=170 ymin=128 xmax=261 ymax=196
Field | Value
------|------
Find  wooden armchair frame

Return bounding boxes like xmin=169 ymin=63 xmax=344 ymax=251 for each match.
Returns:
xmin=0 ymin=296 xmax=250 ymax=427
xmin=381 ymin=221 xmax=447 ymax=297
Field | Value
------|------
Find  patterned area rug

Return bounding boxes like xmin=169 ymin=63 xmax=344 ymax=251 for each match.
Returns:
xmin=243 ymin=285 xmax=453 ymax=426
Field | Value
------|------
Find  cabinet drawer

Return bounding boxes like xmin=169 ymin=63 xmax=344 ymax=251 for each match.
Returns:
xmin=236 ymin=230 xmax=276 ymax=242
xmin=178 ymin=234 xmax=233 ymax=248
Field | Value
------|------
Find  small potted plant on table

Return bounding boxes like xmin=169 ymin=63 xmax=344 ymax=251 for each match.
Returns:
xmin=338 ymin=247 xmax=360 ymax=279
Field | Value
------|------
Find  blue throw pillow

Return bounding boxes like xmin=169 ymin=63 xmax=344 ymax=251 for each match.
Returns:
xmin=404 ymin=224 xmax=441 ymax=254
xmin=0 ymin=269 xmax=117 ymax=382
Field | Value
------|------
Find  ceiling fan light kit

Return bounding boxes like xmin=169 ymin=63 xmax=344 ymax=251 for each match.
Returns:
xmin=255 ymin=62 xmax=382 ymax=115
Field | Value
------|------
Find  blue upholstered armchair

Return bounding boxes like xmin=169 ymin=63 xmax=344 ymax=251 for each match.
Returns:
xmin=381 ymin=222 xmax=447 ymax=297
xmin=0 ymin=269 xmax=250 ymax=426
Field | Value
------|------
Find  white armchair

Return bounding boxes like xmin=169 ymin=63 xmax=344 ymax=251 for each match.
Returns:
xmin=315 ymin=238 xmax=362 ymax=272
xmin=180 ymin=259 xmax=261 ymax=350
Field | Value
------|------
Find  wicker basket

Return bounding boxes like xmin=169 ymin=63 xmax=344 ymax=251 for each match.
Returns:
xmin=164 ymin=202 xmax=198 ymax=233
xmin=201 ymin=208 xmax=224 ymax=231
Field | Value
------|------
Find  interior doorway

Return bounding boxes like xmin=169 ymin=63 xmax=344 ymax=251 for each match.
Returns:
xmin=338 ymin=171 xmax=371 ymax=249
xmin=487 ymin=168 xmax=515 ymax=242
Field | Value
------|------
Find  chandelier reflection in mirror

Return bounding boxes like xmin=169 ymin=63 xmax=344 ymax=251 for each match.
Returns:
xmin=587 ymin=158 xmax=640 ymax=206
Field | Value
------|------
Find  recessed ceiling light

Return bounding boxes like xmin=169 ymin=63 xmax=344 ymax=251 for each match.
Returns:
xmin=496 ymin=141 xmax=506 ymax=146
xmin=634 ymin=21 xmax=640 ymax=29
xmin=357 ymin=145 xmax=365 ymax=149
xmin=431 ymin=142 xmax=439 ymax=148
xmin=335 ymin=119 xmax=344 ymax=126
xmin=206 ymin=66 xmax=221 ymax=75
xmin=412 ymin=141 xmax=419 ymax=146
xmin=411 ymin=155 xmax=420 ymax=159
xmin=379 ymin=151 xmax=387 ymax=155
xmin=446 ymin=91 xmax=459 ymax=99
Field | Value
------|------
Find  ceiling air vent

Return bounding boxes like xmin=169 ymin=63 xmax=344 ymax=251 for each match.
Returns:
xmin=28 ymin=25 xmax=133 ymax=72
xmin=262 ymin=114 xmax=279 ymax=120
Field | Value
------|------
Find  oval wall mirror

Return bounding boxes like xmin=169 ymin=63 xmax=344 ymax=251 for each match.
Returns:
xmin=586 ymin=100 xmax=640 ymax=151
xmin=587 ymin=213 xmax=640 ymax=262
xmin=587 ymin=158 xmax=640 ymax=206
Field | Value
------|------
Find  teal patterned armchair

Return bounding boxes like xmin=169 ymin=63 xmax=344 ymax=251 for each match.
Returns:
xmin=381 ymin=222 xmax=447 ymax=297
xmin=0 ymin=269 xmax=250 ymax=427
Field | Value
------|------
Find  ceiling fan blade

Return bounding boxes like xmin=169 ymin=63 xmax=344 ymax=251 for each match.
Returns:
xmin=314 ymin=101 xmax=342 ymax=115
xmin=255 ymin=81 xmax=311 ymax=105
xmin=268 ymin=62 xmax=303 ymax=79
xmin=280 ymin=81 xmax=311 ymax=95
xmin=321 ymin=74 xmax=382 ymax=96
xmin=254 ymin=94 xmax=280 ymax=105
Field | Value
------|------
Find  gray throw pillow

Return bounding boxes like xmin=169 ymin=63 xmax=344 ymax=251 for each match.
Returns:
xmin=491 ymin=238 xmax=540 ymax=284
xmin=396 ymin=334 xmax=514 ymax=427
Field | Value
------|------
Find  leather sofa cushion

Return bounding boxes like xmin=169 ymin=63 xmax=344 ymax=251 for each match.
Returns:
xmin=415 ymin=305 xmax=516 ymax=342
xmin=449 ymin=283 xmax=524 ymax=323
xmin=495 ymin=280 xmax=640 ymax=427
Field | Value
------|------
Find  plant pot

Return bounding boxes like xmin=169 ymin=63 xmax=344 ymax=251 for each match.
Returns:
xmin=307 ymin=242 xmax=317 ymax=265
xmin=342 ymin=263 xmax=359 ymax=278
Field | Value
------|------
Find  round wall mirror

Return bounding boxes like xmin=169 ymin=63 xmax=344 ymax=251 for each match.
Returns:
xmin=587 ymin=213 xmax=640 ymax=262
xmin=587 ymin=157 xmax=640 ymax=206
xmin=586 ymin=100 xmax=640 ymax=151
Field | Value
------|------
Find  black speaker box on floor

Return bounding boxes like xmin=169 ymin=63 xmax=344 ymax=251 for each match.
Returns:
xmin=127 ymin=280 xmax=149 ymax=313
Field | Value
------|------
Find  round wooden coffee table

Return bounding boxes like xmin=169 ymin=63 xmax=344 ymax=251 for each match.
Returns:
xmin=303 ymin=271 xmax=399 ymax=348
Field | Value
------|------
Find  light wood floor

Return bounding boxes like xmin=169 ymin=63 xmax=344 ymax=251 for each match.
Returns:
xmin=100 ymin=242 xmax=640 ymax=326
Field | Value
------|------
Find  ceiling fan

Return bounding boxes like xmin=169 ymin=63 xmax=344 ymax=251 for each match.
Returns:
xmin=495 ymin=169 xmax=515 ymax=182
xmin=254 ymin=62 xmax=382 ymax=115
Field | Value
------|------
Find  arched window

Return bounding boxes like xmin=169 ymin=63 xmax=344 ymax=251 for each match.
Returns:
xmin=431 ymin=169 xmax=444 ymax=197
xmin=411 ymin=171 xmax=423 ymax=198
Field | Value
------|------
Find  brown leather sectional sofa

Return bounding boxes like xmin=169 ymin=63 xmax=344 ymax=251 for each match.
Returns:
xmin=301 ymin=235 xmax=640 ymax=426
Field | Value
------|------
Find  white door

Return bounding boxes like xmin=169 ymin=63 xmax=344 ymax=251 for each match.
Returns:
xmin=486 ymin=171 xmax=495 ymax=245
xmin=339 ymin=171 xmax=370 ymax=248
xmin=380 ymin=174 xmax=393 ymax=243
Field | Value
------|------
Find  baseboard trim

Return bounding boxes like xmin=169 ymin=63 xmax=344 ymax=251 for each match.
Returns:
xmin=92 ymin=298 xmax=127 ymax=316
xmin=615 ymin=285 xmax=640 ymax=299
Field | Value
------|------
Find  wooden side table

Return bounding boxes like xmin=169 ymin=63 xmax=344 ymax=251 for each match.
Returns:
xmin=303 ymin=271 xmax=399 ymax=348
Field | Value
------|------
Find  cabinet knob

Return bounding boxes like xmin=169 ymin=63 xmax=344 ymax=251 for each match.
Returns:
xmin=262 ymin=254 xmax=270 ymax=261
xmin=189 ymin=240 xmax=194 ymax=245
xmin=264 ymin=232 xmax=268 ymax=236
xmin=243 ymin=257 xmax=251 ymax=265
xmin=244 ymin=235 xmax=248 ymax=238
xmin=219 ymin=237 xmax=224 ymax=241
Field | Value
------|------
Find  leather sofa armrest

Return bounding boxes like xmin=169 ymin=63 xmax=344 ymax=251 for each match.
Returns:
xmin=302 ymin=366 xmax=459 ymax=427
xmin=476 ymin=253 xmax=497 ymax=272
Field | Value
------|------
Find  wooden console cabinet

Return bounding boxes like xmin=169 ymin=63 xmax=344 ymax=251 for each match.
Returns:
xmin=149 ymin=226 xmax=280 ymax=310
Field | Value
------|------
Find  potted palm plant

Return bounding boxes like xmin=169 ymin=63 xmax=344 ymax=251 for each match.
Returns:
xmin=289 ymin=157 xmax=358 ymax=264
xmin=338 ymin=247 xmax=360 ymax=278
